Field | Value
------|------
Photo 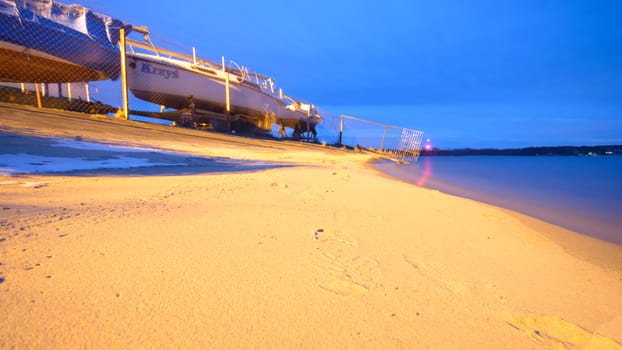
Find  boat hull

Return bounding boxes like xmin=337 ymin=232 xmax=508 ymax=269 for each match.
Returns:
xmin=0 ymin=0 xmax=125 ymax=83
xmin=126 ymin=54 xmax=321 ymax=131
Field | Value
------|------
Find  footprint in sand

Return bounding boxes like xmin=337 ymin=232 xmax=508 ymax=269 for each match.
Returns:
xmin=314 ymin=229 xmax=358 ymax=248
xmin=403 ymin=253 xmax=469 ymax=296
xmin=317 ymin=255 xmax=380 ymax=296
xmin=507 ymin=315 xmax=622 ymax=350
xmin=320 ymin=279 xmax=369 ymax=295
xmin=314 ymin=229 xmax=381 ymax=296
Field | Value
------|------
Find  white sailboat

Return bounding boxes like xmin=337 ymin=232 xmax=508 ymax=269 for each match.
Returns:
xmin=125 ymin=37 xmax=321 ymax=136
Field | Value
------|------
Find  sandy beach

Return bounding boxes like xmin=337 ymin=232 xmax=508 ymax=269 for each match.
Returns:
xmin=1 ymin=104 xmax=621 ymax=349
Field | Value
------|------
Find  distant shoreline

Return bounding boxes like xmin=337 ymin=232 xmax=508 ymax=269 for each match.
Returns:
xmin=423 ymin=145 xmax=622 ymax=156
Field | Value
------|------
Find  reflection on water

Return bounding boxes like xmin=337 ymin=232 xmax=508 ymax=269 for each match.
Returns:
xmin=416 ymin=157 xmax=432 ymax=186
xmin=376 ymin=156 xmax=622 ymax=245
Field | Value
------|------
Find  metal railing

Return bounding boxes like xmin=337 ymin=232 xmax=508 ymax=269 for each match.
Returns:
xmin=338 ymin=114 xmax=424 ymax=163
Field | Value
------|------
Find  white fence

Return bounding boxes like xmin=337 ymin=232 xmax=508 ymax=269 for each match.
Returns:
xmin=338 ymin=115 xmax=424 ymax=163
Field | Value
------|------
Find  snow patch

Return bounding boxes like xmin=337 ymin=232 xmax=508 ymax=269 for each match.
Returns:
xmin=51 ymin=138 xmax=164 ymax=153
xmin=0 ymin=154 xmax=185 ymax=175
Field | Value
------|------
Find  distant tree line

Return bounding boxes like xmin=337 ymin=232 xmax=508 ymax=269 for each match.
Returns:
xmin=423 ymin=145 xmax=622 ymax=156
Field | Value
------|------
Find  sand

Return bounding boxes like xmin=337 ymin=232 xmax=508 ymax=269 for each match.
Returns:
xmin=1 ymin=104 xmax=621 ymax=349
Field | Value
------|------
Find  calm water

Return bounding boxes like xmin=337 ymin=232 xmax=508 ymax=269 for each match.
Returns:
xmin=375 ymin=156 xmax=622 ymax=245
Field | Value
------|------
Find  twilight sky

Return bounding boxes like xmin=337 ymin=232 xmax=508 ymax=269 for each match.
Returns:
xmin=82 ymin=0 xmax=621 ymax=148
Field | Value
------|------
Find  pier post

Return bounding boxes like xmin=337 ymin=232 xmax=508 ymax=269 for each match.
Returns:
xmin=85 ymin=83 xmax=90 ymax=103
xmin=34 ymin=83 xmax=42 ymax=109
xmin=338 ymin=114 xmax=343 ymax=145
xmin=306 ymin=108 xmax=310 ymax=139
xmin=380 ymin=126 xmax=388 ymax=153
xmin=225 ymin=73 xmax=231 ymax=114
xmin=223 ymin=56 xmax=231 ymax=131
xmin=119 ymin=27 xmax=129 ymax=119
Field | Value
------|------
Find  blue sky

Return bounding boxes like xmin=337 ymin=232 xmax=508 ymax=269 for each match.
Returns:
xmin=81 ymin=0 xmax=621 ymax=148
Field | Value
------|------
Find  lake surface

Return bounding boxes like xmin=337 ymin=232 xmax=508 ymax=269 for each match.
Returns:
xmin=375 ymin=156 xmax=622 ymax=245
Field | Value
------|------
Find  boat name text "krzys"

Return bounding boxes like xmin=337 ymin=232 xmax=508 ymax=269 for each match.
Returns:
xmin=141 ymin=63 xmax=179 ymax=79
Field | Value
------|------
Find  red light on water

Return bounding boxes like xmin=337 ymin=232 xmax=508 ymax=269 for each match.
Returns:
xmin=416 ymin=157 xmax=432 ymax=186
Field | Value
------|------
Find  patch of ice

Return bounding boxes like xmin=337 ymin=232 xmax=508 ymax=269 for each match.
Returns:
xmin=0 ymin=154 xmax=186 ymax=175
xmin=51 ymin=138 xmax=164 ymax=153
xmin=21 ymin=182 xmax=48 ymax=188
xmin=217 ymin=158 xmax=273 ymax=166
